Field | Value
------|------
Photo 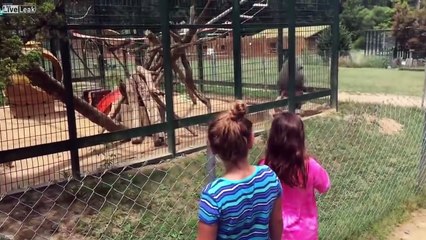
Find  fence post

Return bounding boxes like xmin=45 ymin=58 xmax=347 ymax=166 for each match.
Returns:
xmin=93 ymin=5 xmax=106 ymax=89
xmin=232 ymin=0 xmax=243 ymax=99
xmin=197 ymin=41 xmax=204 ymax=93
xmin=287 ymin=0 xmax=296 ymax=113
xmin=206 ymin=144 xmax=217 ymax=183
xmin=277 ymin=0 xmax=284 ymax=71
xmin=420 ymin=65 xmax=426 ymax=190
xmin=422 ymin=64 xmax=426 ymax=108
xmin=330 ymin=0 xmax=340 ymax=111
xmin=420 ymin=111 xmax=426 ymax=190
xmin=211 ymin=51 xmax=218 ymax=82
xmin=364 ymin=31 xmax=367 ymax=56
xmin=160 ymin=0 xmax=176 ymax=156
xmin=58 ymin=2 xmax=80 ymax=179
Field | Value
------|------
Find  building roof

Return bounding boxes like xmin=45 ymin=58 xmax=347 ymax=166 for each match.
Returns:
xmin=252 ymin=25 xmax=329 ymax=39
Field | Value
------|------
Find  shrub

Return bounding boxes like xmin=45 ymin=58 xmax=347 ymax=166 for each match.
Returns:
xmin=339 ymin=52 xmax=390 ymax=68
xmin=317 ymin=24 xmax=352 ymax=60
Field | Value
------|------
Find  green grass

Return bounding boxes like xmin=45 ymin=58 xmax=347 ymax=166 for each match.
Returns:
xmin=71 ymin=52 xmax=425 ymax=101
xmin=40 ymin=101 xmax=424 ymax=240
xmin=339 ymin=67 xmax=425 ymax=97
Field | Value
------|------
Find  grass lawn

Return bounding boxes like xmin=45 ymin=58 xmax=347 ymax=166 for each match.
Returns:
xmin=71 ymin=53 xmax=425 ymax=100
xmin=29 ymin=101 xmax=421 ymax=240
xmin=338 ymin=67 xmax=425 ymax=97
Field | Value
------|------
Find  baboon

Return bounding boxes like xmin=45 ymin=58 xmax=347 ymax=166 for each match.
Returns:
xmin=277 ymin=59 xmax=306 ymax=111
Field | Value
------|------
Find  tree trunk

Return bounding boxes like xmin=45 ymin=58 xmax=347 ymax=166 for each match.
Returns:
xmin=24 ymin=66 xmax=127 ymax=132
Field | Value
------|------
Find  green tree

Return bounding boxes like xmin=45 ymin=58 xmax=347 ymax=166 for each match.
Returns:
xmin=392 ymin=0 xmax=426 ymax=53
xmin=0 ymin=0 xmax=127 ymax=132
xmin=340 ymin=0 xmax=396 ymax=49
xmin=317 ymin=24 xmax=352 ymax=60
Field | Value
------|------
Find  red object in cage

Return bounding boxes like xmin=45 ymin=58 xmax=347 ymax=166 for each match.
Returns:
xmin=96 ymin=89 xmax=122 ymax=114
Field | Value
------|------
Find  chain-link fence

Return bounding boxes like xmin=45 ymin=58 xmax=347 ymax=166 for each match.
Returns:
xmin=1 ymin=92 xmax=426 ymax=239
xmin=3 ymin=0 xmax=425 ymax=239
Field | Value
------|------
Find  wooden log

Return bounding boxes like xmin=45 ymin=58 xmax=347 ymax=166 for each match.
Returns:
xmin=24 ymin=66 xmax=127 ymax=132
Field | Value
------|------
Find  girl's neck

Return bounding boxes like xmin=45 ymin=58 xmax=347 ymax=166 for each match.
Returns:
xmin=223 ymin=158 xmax=255 ymax=181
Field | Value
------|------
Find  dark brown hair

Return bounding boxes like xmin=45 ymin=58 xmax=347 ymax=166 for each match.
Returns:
xmin=265 ymin=112 xmax=308 ymax=188
xmin=208 ymin=100 xmax=253 ymax=165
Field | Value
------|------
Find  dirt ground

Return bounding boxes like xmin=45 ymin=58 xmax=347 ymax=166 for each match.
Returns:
xmin=339 ymin=92 xmax=422 ymax=108
xmin=388 ymin=209 xmax=426 ymax=240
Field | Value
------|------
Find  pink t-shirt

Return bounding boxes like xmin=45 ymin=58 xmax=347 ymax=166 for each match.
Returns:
xmin=259 ymin=157 xmax=331 ymax=240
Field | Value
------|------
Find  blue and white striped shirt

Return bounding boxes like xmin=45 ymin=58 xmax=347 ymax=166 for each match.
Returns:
xmin=198 ymin=165 xmax=282 ymax=240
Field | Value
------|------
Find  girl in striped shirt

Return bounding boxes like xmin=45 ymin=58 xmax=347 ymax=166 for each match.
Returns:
xmin=196 ymin=101 xmax=283 ymax=240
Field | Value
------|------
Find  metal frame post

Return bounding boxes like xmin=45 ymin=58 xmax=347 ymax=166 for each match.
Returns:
xmin=206 ymin=144 xmax=217 ymax=183
xmin=93 ymin=1 xmax=106 ymax=88
xmin=420 ymin=65 xmax=426 ymax=191
xmin=277 ymin=0 xmax=284 ymax=72
xmin=58 ymin=1 xmax=80 ymax=179
xmin=330 ymin=0 xmax=340 ymax=111
xmin=287 ymin=0 xmax=296 ymax=113
xmin=197 ymin=39 xmax=205 ymax=93
xmin=232 ymin=0 xmax=243 ymax=99
xmin=160 ymin=0 xmax=176 ymax=156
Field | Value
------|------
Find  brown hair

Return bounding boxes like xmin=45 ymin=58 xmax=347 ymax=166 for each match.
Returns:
xmin=265 ymin=112 xmax=308 ymax=188
xmin=208 ymin=100 xmax=253 ymax=165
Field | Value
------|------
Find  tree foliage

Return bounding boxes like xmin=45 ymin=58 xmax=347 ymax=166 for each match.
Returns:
xmin=340 ymin=0 xmax=395 ymax=48
xmin=317 ymin=24 xmax=352 ymax=59
xmin=0 ymin=0 xmax=60 ymax=87
xmin=392 ymin=0 xmax=426 ymax=52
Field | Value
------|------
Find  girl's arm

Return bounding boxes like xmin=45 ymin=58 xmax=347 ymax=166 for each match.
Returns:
xmin=269 ymin=196 xmax=283 ymax=240
xmin=196 ymin=222 xmax=218 ymax=240
xmin=312 ymin=160 xmax=331 ymax=194
xmin=196 ymin=190 xmax=219 ymax=240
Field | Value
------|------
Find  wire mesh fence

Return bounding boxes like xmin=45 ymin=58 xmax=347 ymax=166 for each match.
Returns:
xmin=1 ymin=93 xmax=426 ymax=240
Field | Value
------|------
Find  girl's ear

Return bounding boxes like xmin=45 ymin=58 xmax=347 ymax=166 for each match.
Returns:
xmin=248 ymin=132 xmax=255 ymax=149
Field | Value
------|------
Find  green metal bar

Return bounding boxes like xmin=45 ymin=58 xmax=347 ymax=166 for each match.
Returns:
xmin=0 ymin=89 xmax=331 ymax=164
xmin=287 ymin=0 xmax=296 ymax=113
xmin=277 ymin=0 xmax=284 ymax=70
xmin=160 ymin=0 xmax=176 ymax=156
xmin=0 ymin=140 xmax=71 ymax=164
xmin=232 ymin=0 xmax=243 ymax=99
xmin=191 ymin=80 xmax=329 ymax=92
xmin=278 ymin=29 xmax=284 ymax=70
xmin=419 ymin=66 xmax=426 ymax=190
xmin=197 ymin=41 xmax=205 ymax=93
xmin=58 ymin=2 xmax=80 ymax=179
xmin=0 ymin=123 xmax=167 ymax=163
xmin=93 ymin=5 xmax=106 ymax=89
xmin=248 ymin=90 xmax=331 ymax=113
xmin=76 ymin=123 xmax=168 ymax=149
xmin=49 ymin=37 xmax=59 ymax=75
xmin=330 ymin=0 xmax=340 ymax=110
xmin=65 ymin=22 xmax=334 ymax=30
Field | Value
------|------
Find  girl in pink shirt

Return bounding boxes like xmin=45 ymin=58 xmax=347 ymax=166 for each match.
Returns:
xmin=259 ymin=112 xmax=331 ymax=240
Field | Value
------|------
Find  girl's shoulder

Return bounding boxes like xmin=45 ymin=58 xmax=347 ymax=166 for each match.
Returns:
xmin=254 ymin=164 xmax=280 ymax=183
xmin=307 ymin=156 xmax=327 ymax=171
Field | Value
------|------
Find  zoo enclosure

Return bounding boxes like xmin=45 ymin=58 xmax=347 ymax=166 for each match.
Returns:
xmin=0 ymin=0 xmax=340 ymax=195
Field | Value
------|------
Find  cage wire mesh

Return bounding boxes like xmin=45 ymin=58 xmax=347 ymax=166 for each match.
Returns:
xmin=2 ymin=0 xmax=425 ymax=239
xmin=1 ymin=96 xmax=426 ymax=240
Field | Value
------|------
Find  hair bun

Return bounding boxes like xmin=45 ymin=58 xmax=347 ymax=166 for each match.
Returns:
xmin=230 ymin=100 xmax=247 ymax=120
